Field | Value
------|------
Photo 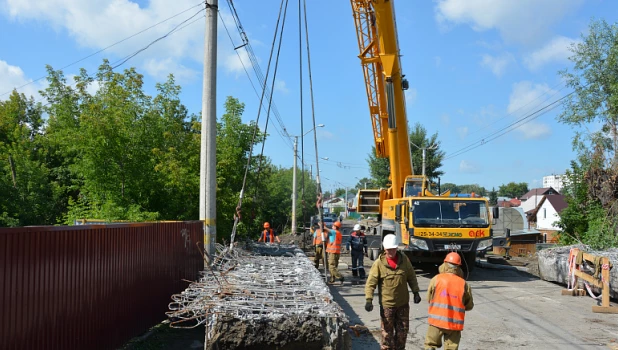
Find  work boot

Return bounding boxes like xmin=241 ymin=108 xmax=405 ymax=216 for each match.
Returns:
xmin=339 ymin=277 xmax=345 ymax=285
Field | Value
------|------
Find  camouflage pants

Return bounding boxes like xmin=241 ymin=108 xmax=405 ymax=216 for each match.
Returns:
xmin=380 ymin=304 xmax=409 ymax=350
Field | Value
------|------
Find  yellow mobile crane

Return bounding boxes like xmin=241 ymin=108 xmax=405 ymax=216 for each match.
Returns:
xmin=350 ymin=0 xmax=497 ymax=268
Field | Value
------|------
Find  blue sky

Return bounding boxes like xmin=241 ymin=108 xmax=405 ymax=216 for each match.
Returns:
xmin=1 ymin=0 xmax=617 ymax=193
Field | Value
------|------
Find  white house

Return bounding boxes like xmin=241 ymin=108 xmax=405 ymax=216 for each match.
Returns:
xmin=536 ymin=195 xmax=568 ymax=231
xmin=520 ymin=187 xmax=560 ymax=213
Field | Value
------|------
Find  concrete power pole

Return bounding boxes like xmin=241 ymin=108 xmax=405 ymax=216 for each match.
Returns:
xmin=292 ymin=136 xmax=298 ymax=236
xmin=200 ymin=0 xmax=218 ymax=264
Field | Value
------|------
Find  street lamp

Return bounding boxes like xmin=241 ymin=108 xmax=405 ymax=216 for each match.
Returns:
xmin=409 ymin=140 xmax=437 ymax=177
xmin=291 ymin=124 xmax=325 ymax=236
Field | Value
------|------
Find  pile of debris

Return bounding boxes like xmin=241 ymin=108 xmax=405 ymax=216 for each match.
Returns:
xmin=167 ymin=243 xmax=350 ymax=350
xmin=537 ymin=244 xmax=618 ymax=298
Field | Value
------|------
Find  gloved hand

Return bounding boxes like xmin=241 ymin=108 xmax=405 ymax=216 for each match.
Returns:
xmin=365 ymin=299 xmax=373 ymax=312
xmin=413 ymin=292 xmax=421 ymax=304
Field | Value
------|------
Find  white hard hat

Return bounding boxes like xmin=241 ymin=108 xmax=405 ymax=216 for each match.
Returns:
xmin=353 ymin=224 xmax=361 ymax=231
xmin=382 ymin=234 xmax=398 ymax=249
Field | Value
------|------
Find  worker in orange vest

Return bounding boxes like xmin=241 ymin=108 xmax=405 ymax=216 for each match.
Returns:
xmin=312 ymin=222 xmax=327 ymax=269
xmin=424 ymin=252 xmax=474 ymax=350
xmin=325 ymin=221 xmax=344 ymax=285
xmin=257 ymin=222 xmax=280 ymax=243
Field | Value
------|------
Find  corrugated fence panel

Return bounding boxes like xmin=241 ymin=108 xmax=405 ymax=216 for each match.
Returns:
xmin=0 ymin=221 xmax=204 ymax=350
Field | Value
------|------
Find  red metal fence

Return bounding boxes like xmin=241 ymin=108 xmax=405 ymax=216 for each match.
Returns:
xmin=0 ymin=221 xmax=204 ymax=350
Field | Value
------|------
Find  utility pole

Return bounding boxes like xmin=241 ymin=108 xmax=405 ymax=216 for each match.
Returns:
xmin=345 ymin=186 xmax=348 ymax=218
xmin=292 ymin=136 xmax=298 ymax=236
xmin=200 ymin=0 xmax=218 ymax=265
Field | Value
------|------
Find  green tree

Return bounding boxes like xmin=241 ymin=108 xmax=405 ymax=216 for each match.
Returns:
xmin=488 ymin=187 xmax=498 ymax=206
xmin=559 ymin=19 xmax=618 ymax=165
xmin=355 ymin=176 xmax=373 ymax=190
xmin=0 ymin=91 xmax=53 ymax=226
xmin=367 ymin=146 xmax=390 ymax=188
xmin=458 ymin=184 xmax=487 ymax=196
xmin=440 ymin=182 xmax=460 ymax=194
xmin=498 ymin=182 xmax=528 ymax=198
xmin=409 ymin=122 xmax=445 ymax=183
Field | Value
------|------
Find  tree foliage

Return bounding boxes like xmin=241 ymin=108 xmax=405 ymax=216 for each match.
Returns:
xmin=367 ymin=146 xmax=390 ymax=188
xmin=498 ymin=182 xmax=528 ymax=198
xmin=0 ymin=61 xmax=320 ymax=243
xmin=409 ymin=122 xmax=445 ymax=183
xmin=555 ymin=19 xmax=618 ymax=249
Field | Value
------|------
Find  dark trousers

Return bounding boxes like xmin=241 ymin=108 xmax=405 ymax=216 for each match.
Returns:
xmin=351 ymin=250 xmax=365 ymax=277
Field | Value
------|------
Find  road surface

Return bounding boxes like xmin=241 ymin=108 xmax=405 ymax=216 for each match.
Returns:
xmin=331 ymin=254 xmax=618 ymax=350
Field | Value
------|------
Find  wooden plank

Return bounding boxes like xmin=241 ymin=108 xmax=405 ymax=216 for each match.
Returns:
xmin=561 ymin=289 xmax=586 ymax=296
xmin=573 ymin=270 xmax=604 ymax=288
xmin=592 ymin=305 xmax=618 ymax=314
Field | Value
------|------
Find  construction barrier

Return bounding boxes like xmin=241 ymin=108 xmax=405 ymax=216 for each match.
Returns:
xmin=561 ymin=248 xmax=617 ymax=314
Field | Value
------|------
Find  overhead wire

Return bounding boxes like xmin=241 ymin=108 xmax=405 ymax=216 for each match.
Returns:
xmin=224 ymin=0 xmax=295 ymax=150
xmin=228 ymin=0 xmax=290 ymax=245
xmin=466 ymin=80 xmax=568 ymax=138
xmin=219 ymin=4 xmax=293 ymax=150
xmin=444 ymin=87 xmax=583 ymax=161
xmin=0 ymin=1 xmax=205 ymax=98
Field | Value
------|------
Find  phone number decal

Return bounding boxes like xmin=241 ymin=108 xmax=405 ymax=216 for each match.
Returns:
xmin=416 ymin=231 xmax=462 ymax=238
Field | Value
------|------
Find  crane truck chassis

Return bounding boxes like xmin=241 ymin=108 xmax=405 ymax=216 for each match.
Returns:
xmin=350 ymin=0 xmax=498 ymax=269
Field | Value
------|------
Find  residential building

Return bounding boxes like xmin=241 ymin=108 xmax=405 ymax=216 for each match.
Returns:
xmin=520 ymin=187 xmax=560 ymax=213
xmin=543 ymin=174 xmax=567 ymax=192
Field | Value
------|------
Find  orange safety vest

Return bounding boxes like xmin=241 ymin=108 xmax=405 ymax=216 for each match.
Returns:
xmin=313 ymin=229 xmax=326 ymax=245
xmin=428 ymin=273 xmax=466 ymax=331
xmin=326 ymin=230 xmax=342 ymax=254
xmin=261 ymin=229 xmax=275 ymax=243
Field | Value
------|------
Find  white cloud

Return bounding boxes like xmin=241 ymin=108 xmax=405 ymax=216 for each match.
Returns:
xmin=480 ymin=52 xmax=514 ymax=77
xmin=456 ymin=126 xmax=469 ymax=139
xmin=405 ymin=88 xmax=417 ymax=105
xmin=507 ymin=81 xmax=556 ymax=139
xmin=434 ymin=0 xmax=583 ymax=45
xmin=275 ymin=80 xmax=289 ymax=94
xmin=440 ymin=113 xmax=450 ymax=126
xmin=523 ymin=36 xmax=579 ymax=71
xmin=143 ymin=58 xmax=197 ymax=83
xmin=434 ymin=56 xmax=442 ymax=68
xmin=0 ymin=60 xmax=45 ymax=100
xmin=2 ymin=0 xmax=208 ymax=79
xmin=222 ymin=48 xmax=253 ymax=76
xmin=459 ymin=160 xmax=480 ymax=173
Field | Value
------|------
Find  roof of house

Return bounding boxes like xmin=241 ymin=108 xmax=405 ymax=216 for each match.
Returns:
xmin=546 ymin=195 xmax=568 ymax=213
xmin=520 ymin=187 xmax=560 ymax=200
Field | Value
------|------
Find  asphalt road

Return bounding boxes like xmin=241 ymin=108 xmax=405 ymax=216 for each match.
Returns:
xmin=331 ymin=252 xmax=618 ymax=350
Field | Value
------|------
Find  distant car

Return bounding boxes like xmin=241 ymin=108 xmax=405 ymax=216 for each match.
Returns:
xmin=322 ymin=217 xmax=335 ymax=227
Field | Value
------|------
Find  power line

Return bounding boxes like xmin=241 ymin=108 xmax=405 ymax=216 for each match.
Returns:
xmin=444 ymin=89 xmax=580 ymax=161
xmin=219 ymin=5 xmax=293 ymax=150
xmin=0 ymin=1 xmax=205 ymax=98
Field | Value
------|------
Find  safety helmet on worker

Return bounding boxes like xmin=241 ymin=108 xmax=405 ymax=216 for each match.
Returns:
xmin=444 ymin=252 xmax=462 ymax=265
xmin=263 ymin=222 xmax=270 ymax=229
xmin=333 ymin=221 xmax=342 ymax=229
xmin=382 ymin=234 xmax=398 ymax=249
xmin=353 ymin=224 xmax=361 ymax=231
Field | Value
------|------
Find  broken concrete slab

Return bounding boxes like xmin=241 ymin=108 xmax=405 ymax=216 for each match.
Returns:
xmin=537 ymin=244 xmax=618 ymax=298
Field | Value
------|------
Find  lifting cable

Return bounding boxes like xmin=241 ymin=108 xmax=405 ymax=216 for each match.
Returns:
xmin=228 ymin=0 xmax=290 ymax=247
xmin=300 ymin=0 xmax=329 ymax=282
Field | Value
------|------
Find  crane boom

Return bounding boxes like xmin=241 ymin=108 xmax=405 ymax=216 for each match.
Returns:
xmin=350 ymin=0 xmax=412 ymax=199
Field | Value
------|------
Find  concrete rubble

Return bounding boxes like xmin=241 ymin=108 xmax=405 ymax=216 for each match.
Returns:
xmin=537 ymin=244 xmax=618 ymax=298
xmin=167 ymin=242 xmax=351 ymax=350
